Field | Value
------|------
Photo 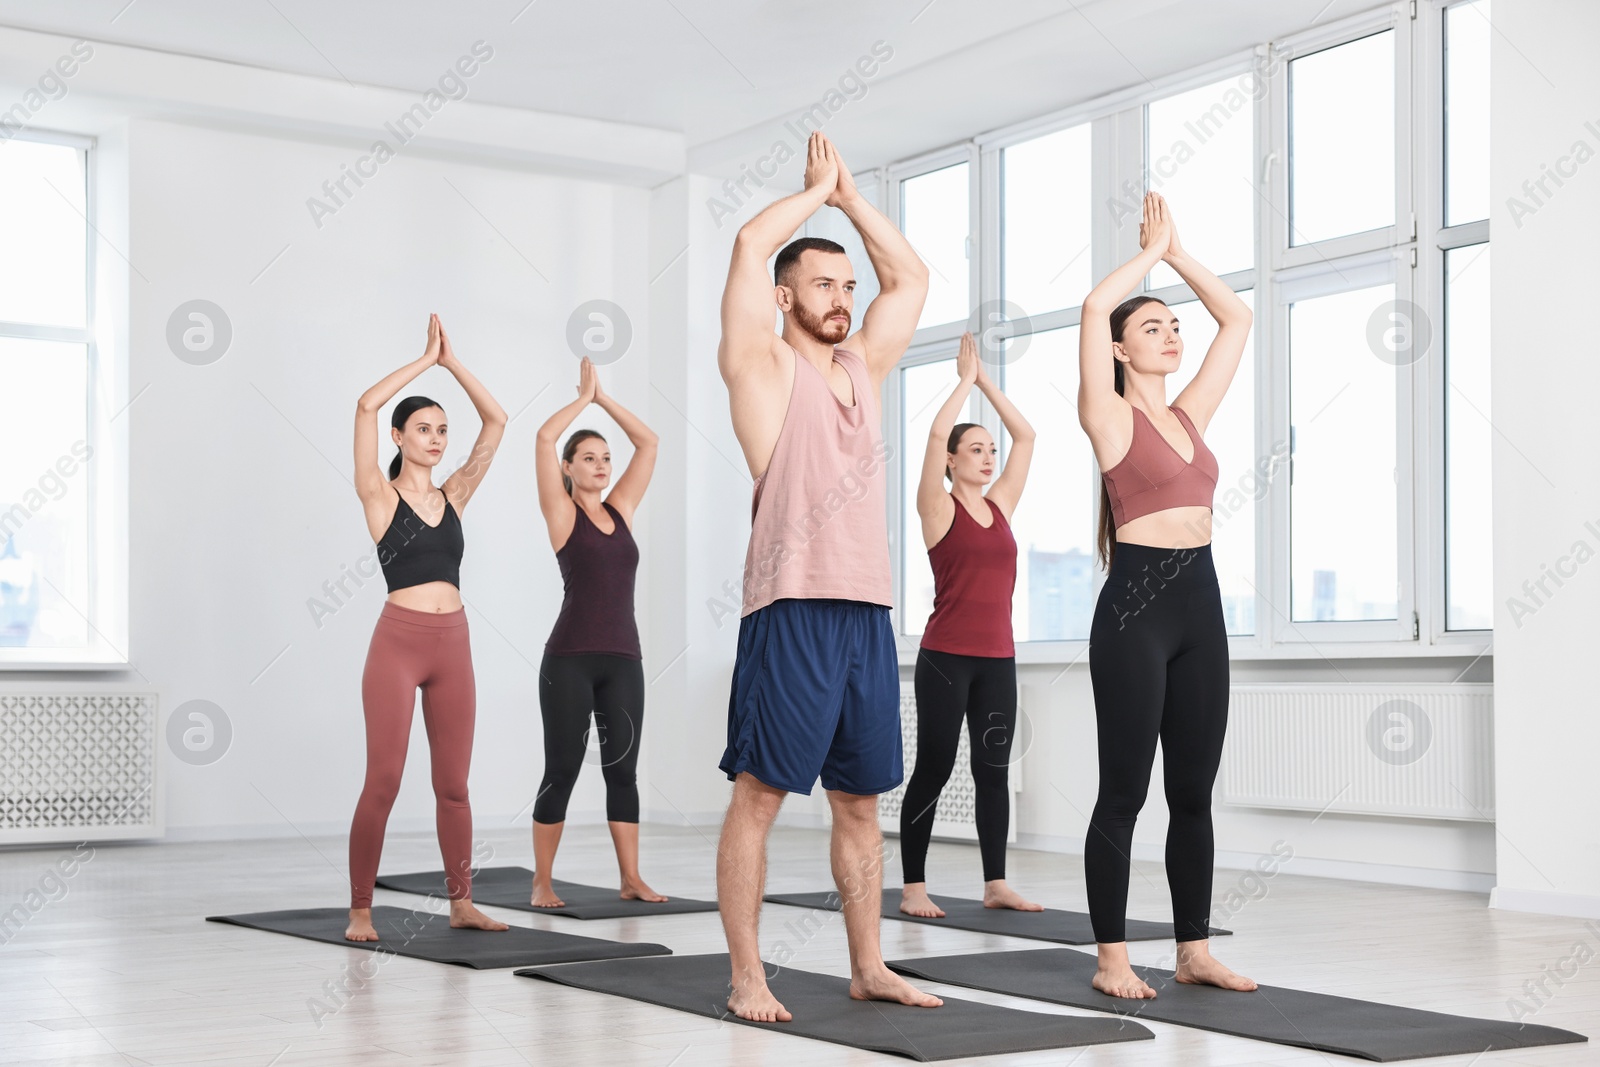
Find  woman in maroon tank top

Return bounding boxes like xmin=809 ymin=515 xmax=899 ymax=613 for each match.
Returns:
xmin=899 ymin=331 xmax=1040 ymax=919
xmin=529 ymin=356 xmax=664 ymax=908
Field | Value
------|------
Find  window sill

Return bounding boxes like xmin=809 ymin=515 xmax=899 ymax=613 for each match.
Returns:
xmin=897 ymin=637 xmax=1492 ymax=668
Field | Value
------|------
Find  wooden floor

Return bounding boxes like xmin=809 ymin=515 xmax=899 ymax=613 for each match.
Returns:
xmin=1 ymin=822 xmax=1594 ymax=1066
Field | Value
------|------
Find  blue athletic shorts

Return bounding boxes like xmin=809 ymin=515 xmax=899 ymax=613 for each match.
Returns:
xmin=719 ymin=597 xmax=902 ymax=795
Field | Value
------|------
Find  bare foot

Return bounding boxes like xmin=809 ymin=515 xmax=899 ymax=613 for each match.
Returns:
xmin=981 ymin=880 xmax=1043 ymax=912
xmin=899 ymin=883 xmax=946 ymax=918
xmin=448 ymin=900 xmax=509 ymax=931
xmin=728 ymin=978 xmax=792 ymax=1022
xmin=1175 ymin=943 xmax=1257 ymax=991
xmin=530 ymin=881 xmax=566 ymax=908
xmin=345 ymin=908 xmax=379 ymax=942
xmin=1093 ymin=962 xmax=1158 ymax=999
xmin=620 ymin=877 xmax=668 ymax=903
xmin=849 ymin=965 xmax=943 ymax=1007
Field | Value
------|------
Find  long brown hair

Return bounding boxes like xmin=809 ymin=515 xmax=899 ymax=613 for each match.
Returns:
xmin=1096 ymin=297 xmax=1167 ymax=570
xmin=561 ymin=429 xmax=606 ymax=496
xmin=945 ymin=422 xmax=982 ymax=484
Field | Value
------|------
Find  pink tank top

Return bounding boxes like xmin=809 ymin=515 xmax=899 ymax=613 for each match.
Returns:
xmin=1101 ymin=404 xmax=1219 ymax=528
xmin=740 ymin=346 xmax=892 ymax=617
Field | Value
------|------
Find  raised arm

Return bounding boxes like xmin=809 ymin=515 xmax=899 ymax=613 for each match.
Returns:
xmin=977 ymin=357 xmax=1036 ymax=522
xmin=1166 ymin=217 xmax=1252 ymax=434
xmin=829 ymin=137 xmax=930 ymax=384
xmin=589 ymin=366 xmax=658 ymax=525
xmin=1078 ymin=193 xmax=1170 ymax=452
xmin=718 ymin=133 xmax=837 ymax=385
xmin=534 ymin=358 xmax=596 ymax=550
xmin=436 ymin=319 xmax=507 ymax=516
xmin=355 ymin=314 xmax=441 ymax=513
xmin=917 ymin=333 xmax=979 ymax=546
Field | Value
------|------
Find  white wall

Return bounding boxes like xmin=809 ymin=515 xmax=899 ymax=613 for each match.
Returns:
xmin=1487 ymin=0 xmax=1600 ymax=918
xmin=132 ymin=115 xmax=651 ymax=839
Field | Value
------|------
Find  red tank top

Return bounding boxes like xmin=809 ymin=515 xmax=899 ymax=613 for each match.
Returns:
xmin=920 ymin=495 xmax=1017 ymax=658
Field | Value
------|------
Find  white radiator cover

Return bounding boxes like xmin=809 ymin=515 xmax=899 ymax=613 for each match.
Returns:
xmin=1221 ymin=683 xmax=1494 ymax=821
xmin=1 ymin=688 xmax=161 ymax=844
xmin=877 ymin=691 xmax=1021 ymax=843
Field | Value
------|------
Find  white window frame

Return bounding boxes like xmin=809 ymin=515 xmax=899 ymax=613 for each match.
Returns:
xmin=0 ymin=128 xmax=128 ymax=670
xmin=884 ymin=0 xmax=1489 ymax=661
xmin=1427 ymin=0 xmax=1493 ymax=640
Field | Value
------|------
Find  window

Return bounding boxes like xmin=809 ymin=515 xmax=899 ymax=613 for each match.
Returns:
xmin=1146 ymin=79 xmax=1254 ymax=289
xmin=1001 ymin=327 xmax=1097 ymax=642
xmin=900 ymin=358 xmax=959 ymax=637
xmin=0 ymin=136 xmax=94 ymax=657
xmin=1289 ymin=31 xmax=1395 ymax=244
xmin=1437 ymin=0 xmax=1491 ymax=633
xmin=1288 ymin=284 xmax=1398 ymax=622
xmin=885 ymin=3 xmax=1487 ymax=655
xmin=1003 ymin=124 xmax=1091 ymax=315
xmin=900 ymin=162 xmax=970 ymax=330
xmin=1444 ymin=245 xmax=1491 ymax=630
xmin=1444 ymin=0 xmax=1490 ymax=226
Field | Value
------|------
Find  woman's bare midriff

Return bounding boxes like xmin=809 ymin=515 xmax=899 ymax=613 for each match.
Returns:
xmin=1115 ymin=505 xmax=1213 ymax=550
xmin=386 ymin=581 xmax=463 ymax=613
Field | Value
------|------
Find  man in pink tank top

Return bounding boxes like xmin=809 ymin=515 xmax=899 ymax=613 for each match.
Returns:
xmin=713 ymin=132 xmax=939 ymax=1022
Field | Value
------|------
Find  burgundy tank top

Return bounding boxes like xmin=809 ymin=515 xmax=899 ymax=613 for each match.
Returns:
xmin=544 ymin=500 xmax=641 ymax=660
xmin=920 ymin=496 xmax=1018 ymax=658
xmin=1101 ymin=404 xmax=1218 ymax=528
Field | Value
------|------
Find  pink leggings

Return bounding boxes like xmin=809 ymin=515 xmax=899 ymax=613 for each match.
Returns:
xmin=348 ymin=602 xmax=476 ymax=909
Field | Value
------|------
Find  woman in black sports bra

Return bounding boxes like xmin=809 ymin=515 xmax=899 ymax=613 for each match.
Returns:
xmin=345 ymin=314 xmax=508 ymax=943
xmin=528 ymin=355 xmax=663 ymax=908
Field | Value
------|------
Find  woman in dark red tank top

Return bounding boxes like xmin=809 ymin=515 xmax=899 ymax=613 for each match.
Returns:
xmin=899 ymin=332 xmax=1040 ymax=919
xmin=530 ymin=356 xmax=664 ymax=908
xmin=1077 ymin=193 xmax=1254 ymax=1000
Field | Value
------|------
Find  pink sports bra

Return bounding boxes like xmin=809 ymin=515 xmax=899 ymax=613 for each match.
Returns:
xmin=1101 ymin=404 xmax=1218 ymax=528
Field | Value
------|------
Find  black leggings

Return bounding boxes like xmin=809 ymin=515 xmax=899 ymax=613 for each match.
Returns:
xmin=1085 ymin=542 xmax=1229 ymax=944
xmin=900 ymin=648 xmax=1018 ymax=884
xmin=534 ymin=652 xmax=645 ymax=824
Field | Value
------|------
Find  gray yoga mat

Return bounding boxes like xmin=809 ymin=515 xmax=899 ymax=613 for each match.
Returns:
xmin=516 ymin=951 xmax=1153 ymax=1061
xmin=763 ymin=888 xmax=1229 ymax=944
xmin=375 ymin=865 xmax=718 ymax=919
xmin=206 ymin=906 xmax=671 ymax=969
xmin=887 ymin=947 xmax=1590 ymax=1061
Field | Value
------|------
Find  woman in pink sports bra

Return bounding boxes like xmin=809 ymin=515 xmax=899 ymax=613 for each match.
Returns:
xmin=1076 ymin=193 xmax=1253 ymax=1000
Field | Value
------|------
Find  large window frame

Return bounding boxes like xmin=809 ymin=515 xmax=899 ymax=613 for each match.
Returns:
xmin=0 ymin=128 xmax=126 ymax=669
xmin=884 ymin=0 xmax=1491 ymax=661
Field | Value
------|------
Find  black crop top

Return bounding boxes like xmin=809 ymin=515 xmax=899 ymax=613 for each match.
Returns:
xmin=377 ymin=486 xmax=463 ymax=592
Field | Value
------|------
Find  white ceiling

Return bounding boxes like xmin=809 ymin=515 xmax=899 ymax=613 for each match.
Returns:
xmin=0 ymin=0 xmax=1377 ymax=173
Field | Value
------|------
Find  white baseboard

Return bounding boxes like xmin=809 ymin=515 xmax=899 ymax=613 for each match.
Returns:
xmin=1490 ymin=887 xmax=1600 ymax=920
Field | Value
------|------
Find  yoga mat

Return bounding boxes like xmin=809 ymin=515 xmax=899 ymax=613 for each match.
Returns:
xmin=206 ymin=906 xmax=672 ymax=969
xmin=376 ymin=865 xmax=718 ymax=919
xmin=887 ymin=947 xmax=1589 ymax=1061
xmin=763 ymin=888 xmax=1229 ymax=945
xmin=516 ymin=952 xmax=1152 ymax=1061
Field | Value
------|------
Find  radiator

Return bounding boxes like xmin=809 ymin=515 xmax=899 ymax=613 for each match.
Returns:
xmin=876 ymin=691 xmax=1021 ymax=843
xmin=1 ymin=689 xmax=161 ymax=844
xmin=1221 ymin=683 xmax=1493 ymax=821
